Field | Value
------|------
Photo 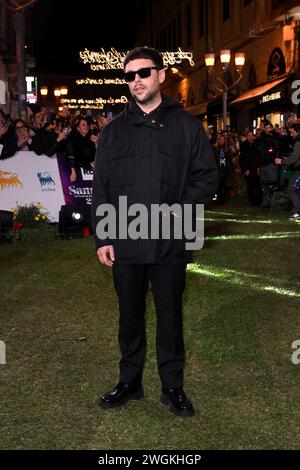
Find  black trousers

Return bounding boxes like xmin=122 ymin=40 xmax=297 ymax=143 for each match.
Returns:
xmin=112 ymin=263 xmax=186 ymax=389
xmin=216 ymin=176 xmax=227 ymax=204
xmin=245 ymin=176 xmax=262 ymax=206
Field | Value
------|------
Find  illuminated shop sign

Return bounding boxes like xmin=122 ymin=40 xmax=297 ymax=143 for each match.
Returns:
xmin=261 ymin=91 xmax=281 ymax=103
xmin=75 ymin=78 xmax=126 ymax=85
xmin=267 ymin=48 xmax=286 ymax=79
xmin=26 ymin=76 xmax=38 ymax=103
xmin=79 ymin=47 xmax=194 ymax=71
xmin=60 ymin=96 xmax=128 ymax=109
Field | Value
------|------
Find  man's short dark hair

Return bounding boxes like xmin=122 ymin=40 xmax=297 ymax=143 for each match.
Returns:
xmin=289 ymin=123 xmax=300 ymax=133
xmin=123 ymin=46 xmax=164 ymax=71
xmin=263 ymin=120 xmax=273 ymax=128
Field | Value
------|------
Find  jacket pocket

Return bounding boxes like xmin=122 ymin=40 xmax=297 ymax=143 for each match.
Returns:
xmin=159 ymin=142 xmax=187 ymax=188
xmin=108 ymin=149 xmax=135 ymax=187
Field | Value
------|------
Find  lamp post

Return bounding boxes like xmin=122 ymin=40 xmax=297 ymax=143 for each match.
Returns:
xmin=15 ymin=10 xmax=27 ymax=118
xmin=60 ymin=86 xmax=68 ymax=96
xmin=40 ymin=86 xmax=48 ymax=97
xmin=205 ymin=49 xmax=246 ymax=131
xmin=40 ymin=86 xmax=68 ymax=109
xmin=54 ymin=88 xmax=61 ymax=98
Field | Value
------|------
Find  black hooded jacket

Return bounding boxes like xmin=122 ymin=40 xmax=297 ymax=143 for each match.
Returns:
xmin=92 ymin=95 xmax=219 ymax=264
xmin=284 ymin=133 xmax=300 ymax=170
xmin=65 ymin=131 xmax=96 ymax=170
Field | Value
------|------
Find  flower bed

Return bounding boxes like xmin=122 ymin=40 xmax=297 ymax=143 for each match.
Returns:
xmin=6 ymin=203 xmax=58 ymax=244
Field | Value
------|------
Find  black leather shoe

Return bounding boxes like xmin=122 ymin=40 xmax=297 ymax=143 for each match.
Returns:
xmin=160 ymin=388 xmax=194 ymax=417
xmin=99 ymin=382 xmax=144 ymax=410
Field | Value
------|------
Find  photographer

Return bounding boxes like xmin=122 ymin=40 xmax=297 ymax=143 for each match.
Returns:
xmin=256 ymin=120 xmax=281 ymax=208
xmin=0 ymin=119 xmax=44 ymax=159
xmin=41 ymin=118 xmax=70 ymax=157
xmin=65 ymin=117 xmax=96 ymax=182
xmin=239 ymin=130 xmax=262 ymax=206
xmin=275 ymin=123 xmax=300 ymax=220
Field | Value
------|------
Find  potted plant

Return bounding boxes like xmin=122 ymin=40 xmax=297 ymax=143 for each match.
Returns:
xmin=9 ymin=202 xmax=57 ymax=243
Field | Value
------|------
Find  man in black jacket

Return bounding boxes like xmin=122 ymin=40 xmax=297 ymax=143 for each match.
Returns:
xmin=275 ymin=123 xmax=300 ymax=220
xmin=239 ymin=130 xmax=262 ymax=206
xmin=256 ymin=121 xmax=281 ymax=208
xmin=92 ymin=47 xmax=218 ymax=417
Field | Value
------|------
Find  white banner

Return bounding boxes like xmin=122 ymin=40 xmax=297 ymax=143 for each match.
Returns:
xmin=0 ymin=152 xmax=65 ymax=222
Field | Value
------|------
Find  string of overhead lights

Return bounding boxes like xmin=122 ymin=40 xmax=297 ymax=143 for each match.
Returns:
xmin=60 ymin=96 xmax=128 ymax=106
xmin=79 ymin=47 xmax=194 ymax=71
xmin=75 ymin=78 xmax=126 ymax=86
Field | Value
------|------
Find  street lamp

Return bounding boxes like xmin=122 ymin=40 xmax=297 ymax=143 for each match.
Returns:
xmin=39 ymin=86 xmax=68 ymax=109
xmin=40 ymin=86 xmax=48 ymax=96
xmin=60 ymin=86 xmax=68 ymax=96
xmin=205 ymin=50 xmax=245 ymax=131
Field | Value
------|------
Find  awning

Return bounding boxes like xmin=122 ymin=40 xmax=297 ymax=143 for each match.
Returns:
xmin=230 ymin=76 xmax=290 ymax=105
xmin=186 ymin=101 xmax=208 ymax=116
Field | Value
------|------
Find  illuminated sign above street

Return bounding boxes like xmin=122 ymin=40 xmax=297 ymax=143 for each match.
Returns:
xmin=76 ymin=78 xmax=126 ymax=85
xmin=60 ymin=96 xmax=128 ymax=109
xmin=261 ymin=91 xmax=281 ymax=103
xmin=79 ymin=47 xmax=194 ymax=71
xmin=267 ymin=48 xmax=286 ymax=79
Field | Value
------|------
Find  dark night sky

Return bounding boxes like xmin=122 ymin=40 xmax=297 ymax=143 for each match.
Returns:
xmin=32 ymin=0 xmax=136 ymax=77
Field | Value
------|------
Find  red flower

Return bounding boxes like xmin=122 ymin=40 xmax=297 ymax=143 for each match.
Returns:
xmin=13 ymin=222 xmax=24 ymax=231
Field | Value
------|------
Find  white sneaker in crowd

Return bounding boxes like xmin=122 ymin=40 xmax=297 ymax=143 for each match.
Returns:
xmin=288 ymin=212 xmax=300 ymax=220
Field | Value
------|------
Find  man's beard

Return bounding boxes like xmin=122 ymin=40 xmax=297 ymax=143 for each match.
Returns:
xmin=132 ymin=88 xmax=157 ymax=105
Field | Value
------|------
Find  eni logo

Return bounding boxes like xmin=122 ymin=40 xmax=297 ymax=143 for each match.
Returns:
xmin=0 ymin=170 xmax=23 ymax=190
xmin=37 ymin=171 xmax=55 ymax=186
xmin=0 ymin=340 xmax=5 ymax=365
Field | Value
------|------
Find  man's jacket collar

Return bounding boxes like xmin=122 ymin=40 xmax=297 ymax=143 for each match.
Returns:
xmin=125 ymin=94 xmax=179 ymax=125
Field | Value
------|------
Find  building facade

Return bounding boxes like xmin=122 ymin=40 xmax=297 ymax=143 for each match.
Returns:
xmin=135 ymin=0 xmax=300 ymax=132
xmin=0 ymin=1 xmax=35 ymax=119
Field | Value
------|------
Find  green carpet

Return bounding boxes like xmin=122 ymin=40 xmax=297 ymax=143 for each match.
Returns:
xmin=1 ymin=203 xmax=300 ymax=449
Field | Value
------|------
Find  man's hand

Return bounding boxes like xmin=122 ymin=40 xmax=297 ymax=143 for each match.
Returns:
xmin=90 ymin=134 xmax=98 ymax=144
xmin=56 ymin=132 xmax=66 ymax=143
xmin=245 ymin=170 xmax=250 ymax=177
xmin=97 ymin=245 xmax=115 ymax=267
xmin=70 ymin=168 xmax=77 ymax=182
xmin=17 ymin=134 xmax=28 ymax=147
xmin=275 ymin=158 xmax=283 ymax=165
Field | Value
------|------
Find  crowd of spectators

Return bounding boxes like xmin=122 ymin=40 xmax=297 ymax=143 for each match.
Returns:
xmin=1 ymin=105 xmax=300 ymax=219
xmin=0 ymin=106 xmax=109 ymax=182
xmin=209 ymin=120 xmax=300 ymax=218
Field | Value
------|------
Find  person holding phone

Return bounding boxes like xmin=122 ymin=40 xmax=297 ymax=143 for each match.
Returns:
xmin=65 ymin=117 xmax=96 ymax=182
xmin=275 ymin=123 xmax=300 ymax=220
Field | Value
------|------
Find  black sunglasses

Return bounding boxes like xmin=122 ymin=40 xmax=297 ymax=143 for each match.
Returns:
xmin=124 ymin=66 xmax=159 ymax=83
